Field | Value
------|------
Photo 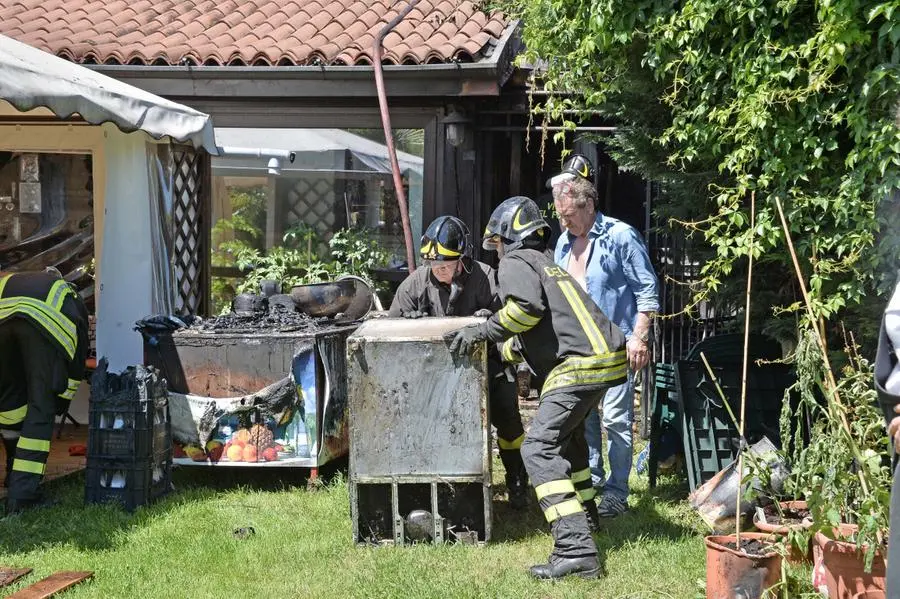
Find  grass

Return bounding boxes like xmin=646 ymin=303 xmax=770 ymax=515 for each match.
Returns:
xmin=0 ymin=459 xmax=709 ymax=598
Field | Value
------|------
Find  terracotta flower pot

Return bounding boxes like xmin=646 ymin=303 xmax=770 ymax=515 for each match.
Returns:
xmin=851 ymin=591 xmax=886 ymax=599
xmin=813 ymin=524 xmax=886 ymax=599
xmin=705 ymin=532 xmax=782 ymax=599
xmin=752 ymin=500 xmax=812 ymax=563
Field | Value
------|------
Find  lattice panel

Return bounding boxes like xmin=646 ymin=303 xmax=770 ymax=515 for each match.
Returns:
xmin=280 ymin=176 xmax=345 ymax=249
xmin=172 ymin=148 xmax=208 ymax=315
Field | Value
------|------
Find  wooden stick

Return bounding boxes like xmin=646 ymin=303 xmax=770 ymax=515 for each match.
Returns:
xmin=773 ymin=198 xmax=871 ymax=499
xmin=735 ymin=192 xmax=756 ymax=546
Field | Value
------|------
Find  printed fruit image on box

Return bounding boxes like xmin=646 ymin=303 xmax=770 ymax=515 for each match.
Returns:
xmin=171 ymin=346 xmax=318 ymax=466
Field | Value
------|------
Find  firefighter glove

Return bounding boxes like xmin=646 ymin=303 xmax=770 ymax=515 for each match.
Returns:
xmin=444 ymin=325 xmax=485 ymax=358
xmin=402 ymin=309 xmax=428 ymax=319
xmin=473 ymin=309 xmax=493 ymax=318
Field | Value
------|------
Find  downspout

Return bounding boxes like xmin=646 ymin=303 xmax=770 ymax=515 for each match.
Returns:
xmin=373 ymin=0 xmax=422 ymax=273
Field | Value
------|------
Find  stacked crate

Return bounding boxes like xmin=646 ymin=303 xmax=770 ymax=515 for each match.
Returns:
xmin=85 ymin=359 xmax=173 ymax=511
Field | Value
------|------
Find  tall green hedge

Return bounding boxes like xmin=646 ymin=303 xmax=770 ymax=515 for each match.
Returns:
xmin=503 ymin=0 xmax=900 ymax=342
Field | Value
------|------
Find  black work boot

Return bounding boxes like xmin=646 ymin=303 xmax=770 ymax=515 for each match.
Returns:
xmin=499 ymin=449 xmax=529 ymax=510
xmin=529 ymin=554 xmax=601 ymax=580
xmin=583 ymin=500 xmax=601 ymax=533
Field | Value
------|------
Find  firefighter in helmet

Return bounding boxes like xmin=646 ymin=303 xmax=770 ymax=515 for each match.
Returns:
xmin=389 ymin=215 xmax=529 ymax=509
xmin=445 ymin=197 xmax=626 ymax=580
xmin=0 ymin=269 xmax=89 ymax=513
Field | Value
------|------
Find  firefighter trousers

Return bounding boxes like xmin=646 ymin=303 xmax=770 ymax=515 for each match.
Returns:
xmin=489 ymin=360 xmax=525 ymax=451
xmin=521 ymin=385 xmax=608 ymax=558
xmin=0 ymin=318 xmax=67 ymax=501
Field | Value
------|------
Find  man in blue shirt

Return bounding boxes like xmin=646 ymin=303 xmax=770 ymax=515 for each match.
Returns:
xmin=552 ymin=159 xmax=659 ymax=518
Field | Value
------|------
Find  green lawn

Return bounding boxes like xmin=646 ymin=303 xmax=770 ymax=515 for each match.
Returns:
xmin=0 ymin=461 xmax=709 ymax=598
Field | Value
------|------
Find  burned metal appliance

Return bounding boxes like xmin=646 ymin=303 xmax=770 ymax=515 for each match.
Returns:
xmin=347 ymin=317 xmax=492 ymax=545
xmin=143 ymin=317 xmax=358 ymax=471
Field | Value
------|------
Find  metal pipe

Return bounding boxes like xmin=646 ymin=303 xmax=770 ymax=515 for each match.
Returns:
xmin=373 ymin=0 xmax=421 ymax=273
xmin=216 ymin=146 xmax=296 ymax=162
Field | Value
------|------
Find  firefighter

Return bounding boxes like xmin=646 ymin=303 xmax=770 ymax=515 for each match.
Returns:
xmin=0 ymin=269 xmax=89 ymax=513
xmin=389 ymin=215 xmax=529 ymax=509
xmin=445 ymin=197 xmax=627 ymax=580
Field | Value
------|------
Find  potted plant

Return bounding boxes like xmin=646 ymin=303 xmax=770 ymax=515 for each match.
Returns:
xmin=781 ymin=331 xmax=891 ymax=598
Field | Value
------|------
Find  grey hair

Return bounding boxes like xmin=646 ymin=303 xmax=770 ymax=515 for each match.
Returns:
xmin=552 ymin=177 xmax=596 ymax=210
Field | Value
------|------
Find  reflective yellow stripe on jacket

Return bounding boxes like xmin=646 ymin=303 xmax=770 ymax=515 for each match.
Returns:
xmin=557 ymin=280 xmax=609 ymax=355
xmin=0 ymin=404 xmax=27 ymax=426
xmin=0 ymin=275 xmax=78 ymax=359
xmin=542 ymin=351 xmax=628 ymax=395
xmin=497 ymin=299 xmax=541 ymax=334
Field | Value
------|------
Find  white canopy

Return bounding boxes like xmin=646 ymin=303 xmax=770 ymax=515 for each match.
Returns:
xmin=0 ymin=34 xmax=217 ymax=153
xmin=214 ymin=128 xmax=423 ymax=176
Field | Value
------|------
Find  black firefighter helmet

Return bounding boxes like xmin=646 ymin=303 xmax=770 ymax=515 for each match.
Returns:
xmin=482 ymin=196 xmax=550 ymax=253
xmin=420 ymin=215 xmax=470 ymax=261
xmin=546 ymin=153 xmax=596 ymax=188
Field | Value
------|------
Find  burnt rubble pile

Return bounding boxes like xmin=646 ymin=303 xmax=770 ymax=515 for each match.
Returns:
xmin=191 ymin=309 xmax=331 ymax=333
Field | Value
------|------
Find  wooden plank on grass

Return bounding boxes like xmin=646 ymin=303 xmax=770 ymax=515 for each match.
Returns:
xmin=6 ymin=571 xmax=93 ymax=598
xmin=0 ymin=568 xmax=31 ymax=588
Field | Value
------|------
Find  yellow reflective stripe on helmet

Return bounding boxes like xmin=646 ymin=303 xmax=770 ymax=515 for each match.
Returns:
xmin=0 ymin=404 xmax=27 ymax=425
xmin=535 ymin=479 xmax=575 ymax=501
xmin=571 ymin=468 xmax=592 ymax=484
xmin=0 ymin=273 xmax=11 ymax=298
xmin=577 ymin=487 xmax=597 ymax=502
xmin=0 ymin=299 xmax=77 ymax=359
xmin=436 ymin=242 xmax=461 ymax=257
xmin=498 ymin=433 xmax=525 ymax=451
xmin=46 ymin=279 xmax=73 ymax=311
xmin=17 ymin=437 xmax=50 ymax=453
xmin=557 ymin=280 xmax=609 ymax=354
xmin=544 ymin=498 xmax=583 ymax=522
xmin=12 ymin=458 xmax=45 ymax=475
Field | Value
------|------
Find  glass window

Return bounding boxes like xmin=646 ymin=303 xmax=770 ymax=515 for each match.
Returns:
xmin=210 ymin=128 xmax=424 ymax=313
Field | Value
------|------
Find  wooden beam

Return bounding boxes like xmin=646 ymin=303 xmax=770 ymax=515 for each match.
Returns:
xmin=0 ymin=568 xmax=32 ymax=588
xmin=6 ymin=571 xmax=93 ymax=599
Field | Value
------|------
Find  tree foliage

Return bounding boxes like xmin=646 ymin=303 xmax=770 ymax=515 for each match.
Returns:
xmin=502 ymin=0 xmax=900 ymax=340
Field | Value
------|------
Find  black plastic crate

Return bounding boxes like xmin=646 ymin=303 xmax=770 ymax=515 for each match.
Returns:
xmin=88 ymin=359 xmax=171 ymax=462
xmin=84 ymin=454 xmax=172 ymax=512
xmin=88 ymin=399 xmax=170 ymax=461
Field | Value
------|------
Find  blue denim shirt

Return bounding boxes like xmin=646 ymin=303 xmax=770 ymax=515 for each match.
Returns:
xmin=554 ymin=213 xmax=660 ymax=339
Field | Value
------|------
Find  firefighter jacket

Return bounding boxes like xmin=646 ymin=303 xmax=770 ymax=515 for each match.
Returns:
xmin=0 ymin=271 xmax=89 ymax=421
xmin=477 ymin=248 xmax=627 ymax=394
xmin=389 ymin=258 xmax=500 ymax=317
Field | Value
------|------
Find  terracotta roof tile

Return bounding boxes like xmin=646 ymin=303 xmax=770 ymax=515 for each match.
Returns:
xmin=0 ymin=0 xmax=510 ymax=66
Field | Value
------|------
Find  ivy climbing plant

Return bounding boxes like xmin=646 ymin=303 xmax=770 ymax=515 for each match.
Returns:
xmin=500 ymin=0 xmax=900 ymax=342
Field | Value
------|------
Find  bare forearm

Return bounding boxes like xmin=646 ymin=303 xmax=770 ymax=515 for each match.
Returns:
xmin=633 ymin=312 xmax=653 ymax=340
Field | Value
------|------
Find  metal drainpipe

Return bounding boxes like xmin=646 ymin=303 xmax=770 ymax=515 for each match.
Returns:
xmin=373 ymin=0 xmax=422 ymax=273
